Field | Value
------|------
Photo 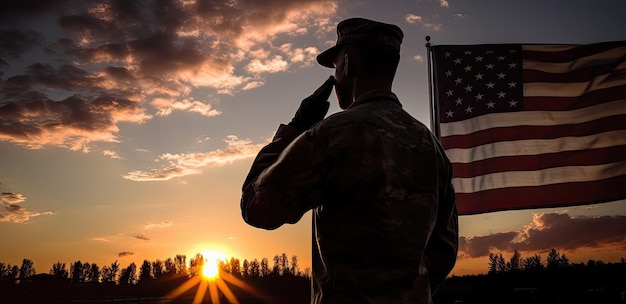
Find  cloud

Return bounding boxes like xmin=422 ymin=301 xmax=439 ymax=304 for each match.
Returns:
xmin=405 ymin=13 xmax=443 ymax=32
xmin=123 ymin=134 xmax=269 ymax=181
xmin=0 ymin=0 xmax=338 ymax=151
xmin=132 ymin=234 xmax=150 ymax=241
xmin=118 ymin=251 xmax=134 ymax=257
xmin=90 ymin=237 xmax=111 ymax=242
xmin=151 ymin=97 xmax=222 ymax=117
xmin=0 ymin=192 xmax=55 ymax=223
xmin=246 ymin=55 xmax=289 ymax=74
xmin=439 ymin=0 xmax=449 ymax=7
xmin=459 ymin=212 xmax=626 ymax=259
xmin=405 ymin=14 xmax=423 ymax=24
xmin=144 ymin=221 xmax=172 ymax=230
xmin=103 ymin=149 xmax=123 ymax=159
xmin=413 ymin=54 xmax=425 ymax=62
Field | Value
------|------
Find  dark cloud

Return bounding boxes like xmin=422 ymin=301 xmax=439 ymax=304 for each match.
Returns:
xmin=132 ymin=234 xmax=150 ymax=241
xmin=0 ymin=0 xmax=337 ymax=151
xmin=0 ymin=29 xmax=43 ymax=60
xmin=0 ymin=0 xmax=72 ymax=22
xmin=459 ymin=212 xmax=626 ymax=259
xmin=118 ymin=251 xmax=134 ymax=257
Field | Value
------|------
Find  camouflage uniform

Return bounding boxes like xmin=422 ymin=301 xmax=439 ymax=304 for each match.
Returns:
xmin=241 ymin=90 xmax=458 ymax=304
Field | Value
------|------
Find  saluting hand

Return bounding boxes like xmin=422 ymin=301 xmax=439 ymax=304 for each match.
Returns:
xmin=289 ymin=76 xmax=335 ymax=131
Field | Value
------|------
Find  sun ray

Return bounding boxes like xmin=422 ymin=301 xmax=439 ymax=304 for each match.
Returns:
xmin=193 ymin=278 xmax=209 ymax=304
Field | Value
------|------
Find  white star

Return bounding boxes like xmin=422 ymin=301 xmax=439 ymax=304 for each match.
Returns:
xmin=455 ymin=98 xmax=463 ymax=105
xmin=464 ymin=50 xmax=472 ymax=55
xmin=446 ymin=110 xmax=454 ymax=117
xmin=464 ymin=85 xmax=473 ymax=92
xmin=509 ymin=49 xmax=517 ymax=53
xmin=485 ymin=63 xmax=494 ymax=70
xmin=497 ymin=72 xmax=506 ymax=79
xmin=464 ymin=65 xmax=473 ymax=72
xmin=444 ymin=51 xmax=452 ymax=57
xmin=486 ymin=101 xmax=496 ymax=108
xmin=454 ymin=77 xmax=463 ymax=85
xmin=486 ymin=50 xmax=494 ymax=54
xmin=446 ymin=89 xmax=454 ymax=97
xmin=445 ymin=70 xmax=453 ymax=77
xmin=475 ymin=93 xmax=484 ymax=101
xmin=508 ymin=62 xmax=518 ymax=69
xmin=497 ymin=91 xmax=507 ymax=98
xmin=497 ymin=55 xmax=506 ymax=61
xmin=465 ymin=106 xmax=473 ymax=113
xmin=486 ymin=82 xmax=495 ymax=89
xmin=475 ymin=56 xmax=484 ymax=62
xmin=508 ymin=82 xmax=517 ymax=88
xmin=453 ymin=58 xmax=462 ymax=65
xmin=509 ymin=100 xmax=518 ymax=107
xmin=475 ymin=73 xmax=484 ymax=80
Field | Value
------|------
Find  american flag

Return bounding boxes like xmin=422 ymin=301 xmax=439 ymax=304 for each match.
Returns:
xmin=431 ymin=41 xmax=626 ymax=215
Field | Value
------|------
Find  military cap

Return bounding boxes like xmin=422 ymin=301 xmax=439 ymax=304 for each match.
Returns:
xmin=317 ymin=17 xmax=404 ymax=68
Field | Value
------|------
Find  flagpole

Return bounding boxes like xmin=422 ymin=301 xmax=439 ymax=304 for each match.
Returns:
xmin=425 ymin=36 xmax=440 ymax=138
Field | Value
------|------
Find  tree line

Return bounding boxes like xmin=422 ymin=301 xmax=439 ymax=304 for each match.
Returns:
xmin=432 ymin=248 xmax=626 ymax=304
xmin=486 ymin=248 xmax=624 ymax=274
xmin=0 ymin=252 xmax=309 ymax=286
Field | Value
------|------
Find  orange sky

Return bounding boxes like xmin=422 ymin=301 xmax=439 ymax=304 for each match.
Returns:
xmin=0 ymin=0 xmax=625 ymax=279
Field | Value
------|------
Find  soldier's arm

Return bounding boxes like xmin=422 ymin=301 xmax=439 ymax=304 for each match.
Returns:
xmin=241 ymin=124 xmax=328 ymax=230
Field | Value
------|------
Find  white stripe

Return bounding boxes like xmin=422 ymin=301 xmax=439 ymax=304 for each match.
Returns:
xmin=452 ymin=160 xmax=626 ymax=193
xmin=524 ymin=73 xmax=626 ymax=97
xmin=440 ymin=99 xmax=626 ymax=137
xmin=523 ymin=46 xmax=626 ymax=73
xmin=445 ymin=129 xmax=626 ymax=164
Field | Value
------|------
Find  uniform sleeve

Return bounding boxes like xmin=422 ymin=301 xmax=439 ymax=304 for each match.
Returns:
xmin=425 ymin=143 xmax=459 ymax=294
xmin=241 ymin=123 xmax=329 ymax=230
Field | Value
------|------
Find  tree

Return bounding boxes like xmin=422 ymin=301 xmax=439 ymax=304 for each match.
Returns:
xmin=488 ymin=253 xmax=506 ymax=274
xmin=497 ymin=254 xmax=506 ymax=273
xmin=249 ymin=259 xmax=260 ymax=278
xmin=174 ymin=254 xmax=187 ymax=276
xmin=164 ymin=258 xmax=177 ymax=276
xmin=261 ymin=258 xmax=269 ymax=277
xmin=0 ymin=263 xmax=19 ymax=283
xmin=101 ymin=261 xmax=119 ymax=283
xmin=118 ymin=263 xmax=137 ymax=285
xmin=291 ymin=255 xmax=300 ymax=276
xmin=547 ymin=248 xmax=563 ymax=271
xmin=488 ymin=253 xmax=498 ymax=274
xmin=139 ymin=260 xmax=152 ymax=283
xmin=507 ymin=250 xmax=522 ymax=272
xmin=279 ymin=253 xmax=289 ymax=275
xmin=70 ymin=261 xmax=83 ymax=283
xmin=50 ymin=262 xmax=69 ymax=278
xmin=242 ymin=259 xmax=250 ymax=278
xmin=87 ymin=263 xmax=100 ymax=283
xmin=152 ymin=260 xmax=164 ymax=279
xmin=272 ymin=255 xmax=281 ymax=275
xmin=19 ymin=258 xmax=36 ymax=282
xmin=229 ymin=257 xmax=241 ymax=277
xmin=523 ymin=254 xmax=543 ymax=272
xmin=189 ymin=253 xmax=204 ymax=277
xmin=80 ymin=262 xmax=91 ymax=283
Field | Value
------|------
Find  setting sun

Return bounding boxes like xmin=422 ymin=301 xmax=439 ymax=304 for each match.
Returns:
xmin=201 ymin=249 xmax=228 ymax=279
xmin=202 ymin=259 xmax=219 ymax=279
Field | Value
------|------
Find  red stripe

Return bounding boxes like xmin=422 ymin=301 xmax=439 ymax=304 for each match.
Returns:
xmin=451 ymin=145 xmax=626 ymax=178
xmin=523 ymin=86 xmax=626 ymax=111
xmin=456 ymin=174 xmax=626 ymax=215
xmin=441 ymin=114 xmax=626 ymax=149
